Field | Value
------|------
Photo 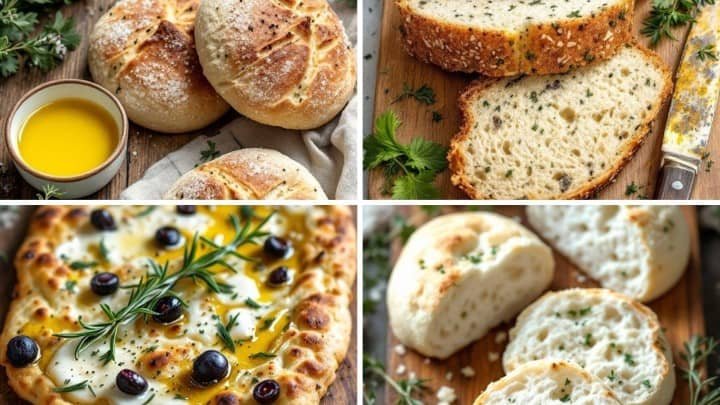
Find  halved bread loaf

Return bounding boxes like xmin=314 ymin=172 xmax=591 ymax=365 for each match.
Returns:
xmin=475 ymin=360 xmax=621 ymax=405
xmin=387 ymin=212 xmax=554 ymax=359
xmin=449 ymin=45 xmax=672 ymax=200
xmin=527 ymin=206 xmax=690 ymax=302
xmin=396 ymin=0 xmax=633 ymax=76
xmin=504 ymin=289 xmax=675 ymax=405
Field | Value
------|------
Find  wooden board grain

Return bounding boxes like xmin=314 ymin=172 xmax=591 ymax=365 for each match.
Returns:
xmin=386 ymin=206 xmax=704 ymax=404
xmin=0 ymin=207 xmax=357 ymax=404
xmin=368 ymin=1 xmax=720 ymax=199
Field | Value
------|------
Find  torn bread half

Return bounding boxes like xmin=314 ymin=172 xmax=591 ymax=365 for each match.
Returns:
xmin=387 ymin=212 xmax=554 ymax=359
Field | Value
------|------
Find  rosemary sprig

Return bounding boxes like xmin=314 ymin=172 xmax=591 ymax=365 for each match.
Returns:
xmin=36 ymin=183 xmax=63 ymax=200
xmin=52 ymin=380 xmax=88 ymax=393
xmin=55 ymin=212 xmax=274 ymax=364
xmin=216 ymin=312 xmax=240 ymax=352
xmin=363 ymin=355 xmax=427 ymax=405
xmin=681 ymin=335 xmax=720 ymax=405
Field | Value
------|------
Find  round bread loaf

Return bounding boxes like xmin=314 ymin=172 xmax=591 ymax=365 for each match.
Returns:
xmin=194 ymin=0 xmax=356 ymax=130
xmin=164 ymin=148 xmax=327 ymax=200
xmin=526 ymin=206 xmax=690 ymax=302
xmin=88 ymin=0 xmax=229 ymax=133
xmin=475 ymin=360 xmax=622 ymax=405
xmin=387 ymin=212 xmax=554 ymax=359
xmin=504 ymin=288 xmax=675 ymax=405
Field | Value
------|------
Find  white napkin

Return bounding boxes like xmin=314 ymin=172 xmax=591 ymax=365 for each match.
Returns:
xmin=121 ymin=1 xmax=357 ymax=200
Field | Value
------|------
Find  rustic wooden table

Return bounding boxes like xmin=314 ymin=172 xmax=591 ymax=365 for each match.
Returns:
xmin=0 ymin=0 xmax=241 ymax=200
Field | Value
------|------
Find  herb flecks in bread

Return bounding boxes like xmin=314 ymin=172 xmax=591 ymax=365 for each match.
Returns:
xmin=396 ymin=0 xmax=633 ymax=76
xmin=449 ymin=45 xmax=672 ymax=200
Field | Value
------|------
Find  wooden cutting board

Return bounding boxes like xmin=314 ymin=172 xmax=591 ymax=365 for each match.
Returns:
xmin=0 ymin=207 xmax=357 ymax=404
xmin=386 ymin=206 xmax=704 ymax=404
xmin=369 ymin=1 xmax=720 ymax=199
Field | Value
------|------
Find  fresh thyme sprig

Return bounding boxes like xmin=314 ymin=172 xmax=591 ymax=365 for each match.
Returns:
xmin=681 ymin=335 xmax=720 ymax=405
xmin=363 ymin=355 xmax=427 ymax=405
xmin=642 ymin=0 xmax=715 ymax=46
xmin=36 ymin=183 xmax=63 ymax=199
xmin=55 ymin=212 xmax=274 ymax=364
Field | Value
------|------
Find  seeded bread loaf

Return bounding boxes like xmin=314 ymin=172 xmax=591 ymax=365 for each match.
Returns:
xmin=195 ymin=0 xmax=356 ymax=130
xmin=475 ymin=360 xmax=622 ymax=405
xmin=527 ymin=206 xmax=690 ymax=302
xmin=504 ymin=288 xmax=675 ymax=405
xmin=449 ymin=45 xmax=672 ymax=200
xmin=387 ymin=212 xmax=554 ymax=359
xmin=164 ymin=148 xmax=327 ymax=200
xmin=88 ymin=0 xmax=230 ymax=133
xmin=396 ymin=0 xmax=633 ymax=76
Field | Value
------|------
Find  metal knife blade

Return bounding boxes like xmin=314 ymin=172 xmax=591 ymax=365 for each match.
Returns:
xmin=657 ymin=2 xmax=720 ymax=199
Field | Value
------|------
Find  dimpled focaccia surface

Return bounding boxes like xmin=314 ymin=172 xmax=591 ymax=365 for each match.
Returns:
xmin=527 ymin=205 xmax=690 ymax=302
xmin=387 ymin=212 xmax=554 ymax=359
xmin=0 ymin=205 xmax=355 ymax=404
xmin=474 ymin=360 xmax=622 ymax=405
xmin=396 ymin=0 xmax=633 ymax=75
xmin=504 ymin=288 xmax=675 ymax=405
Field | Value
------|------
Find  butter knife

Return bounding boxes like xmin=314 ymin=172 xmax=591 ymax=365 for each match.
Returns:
xmin=656 ymin=2 xmax=720 ymax=199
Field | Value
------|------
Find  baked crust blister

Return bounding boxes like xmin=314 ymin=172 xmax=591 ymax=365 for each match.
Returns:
xmin=0 ymin=205 xmax=355 ymax=404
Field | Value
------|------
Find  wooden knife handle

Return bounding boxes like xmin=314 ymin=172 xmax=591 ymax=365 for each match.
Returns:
xmin=655 ymin=164 xmax=696 ymax=200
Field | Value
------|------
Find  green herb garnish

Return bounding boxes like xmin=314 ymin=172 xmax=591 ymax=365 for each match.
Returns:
xmin=364 ymin=355 xmax=427 ymax=405
xmin=642 ymin=0 xmax=715 ymax=46
xmin=249 ymin=352 xmax=276 ymax=359
xmin=393 ymin=83 xmax=436 ymax=105
xmin=52 ymin=380 xmax=88 ymax=393
xmin=69 ymin=261 xmax=98 ymax=270
xmin=681 ymin=335 xmax=720 ymax=405
xmin=216 ymin=312 xmax=240 ymax=352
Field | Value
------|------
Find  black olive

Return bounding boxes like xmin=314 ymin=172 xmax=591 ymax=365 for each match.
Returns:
xmin=176 ymin=206 xmax=196 ymax=215
xmin=6 ymin=336 xmax=39 ymax=368
xmin=192 ymin=350 xmax=229 ymax=386
xmin=267 ymin=267 xmax=290 ymax=287
xmin=90 ymin=272 xmax=119 ymax=296
xmin=90 ymin=209 xmax=116 ymax=231
xmin=155 ymin=226 xmax=181 ymax=247
xmin=152 ymin=296 xmax=184 ymax=324
xmin=116 ymin=369 xmax=148 ymax=395
xmin=253 ymin=379 xmax=281 ymax=403
xmin=263 ymin=236 xmax=291 ymax=258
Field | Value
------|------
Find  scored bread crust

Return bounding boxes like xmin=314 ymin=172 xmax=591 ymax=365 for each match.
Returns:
xmin=0 ymin=206 xmax=356 ymax=404
xmin=504 ymin=288 xmax=675 ymax=405
xmin=195 ymin=0 xmax=356 ymax=130
xmin=164 ymin=148 xmax=328 ymax=200
xmin=88 ymin=0 xmax=230 ymax=133
xmin=474 ymin=360 xmax=622 ymax=404
xmin=449 ymin=44 xmax=673 ymax=200
xmin=395 ymin=0 xmax=634 ymax=76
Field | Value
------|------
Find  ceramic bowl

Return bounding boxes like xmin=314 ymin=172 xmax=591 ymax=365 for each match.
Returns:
xmin=5 ymin=79 xmax=128 ymax=199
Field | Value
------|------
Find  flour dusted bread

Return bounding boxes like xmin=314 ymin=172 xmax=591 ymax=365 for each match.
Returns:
xmin=88 ymin=0 xmax=229 ymax=133
xmin=164 ymin=148 xmax=327 ymax=200
xmin=387 ymin=212 xmax=554 ymax=359
xmin=475 ymin=360 xmax=621 ymax=405
xmin=527 ymin=206 xmax=690 ymax=301
xmin=396 ymin=0 xmax=633 ymax=76
xmin=195 ymin=0 xmax=356 ymax=130
xmin=504 ymin=288 xmax=675 ymax=405
xmin=449 ymin=45 xmax=672 ymax=199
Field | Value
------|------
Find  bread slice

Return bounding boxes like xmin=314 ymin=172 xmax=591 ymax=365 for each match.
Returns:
xmin=504 ymin=289 xmax=675 ymax=405
xmin=396 ymin=0 xmax=633 ymax=76
xmin=527 ymin=206 xmax=690 ymax=302
xmin=387 ymin=212 xmax=554 ymax=359
xmin=449 ymin=45 xmax=672 ymax=200
xmin=475 ymin=360 xmax=621 ymax=405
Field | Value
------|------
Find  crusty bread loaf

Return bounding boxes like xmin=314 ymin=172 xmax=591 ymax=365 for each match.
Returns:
xmin=475 ymin=360 xmax=622 ymax=405
xmin=527 ymin=206 xmax=690 ymax=302
xmin=164 ymin=148 xmax=327 ymax=200
xmin=449 ymin=45 xmax=672 ymax=199
xmin=88 ymin=0 xmax=229 ymax=133
xmin=387 ymin=212 xmax=554 ymax=359
xmin=194 ymin=0 xmax=356 ymax=130
xmin=396 ymin=0 xmax=633 ymax=76
xmin=504 ymin=288 xmax=675 ymax=405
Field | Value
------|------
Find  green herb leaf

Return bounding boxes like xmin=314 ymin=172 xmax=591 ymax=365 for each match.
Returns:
xmin=249 ymin=351 xmax=276 ymax=359
xmin=53 ymin=380 xmax=88 ymax=393
xmin=642 ymin=0 xmax=714 ymax=47
xmin=216 ymin=312 xmax=240 ymax=352
xmin=70 ymin=260 xmax=98 ymax=270
xmin=393 ymin=83 xmax=436 ymax=105
xmin=363 ymin=355 xmax=427 ymax=405
xmin=392 ymin=171 xmax=440 ymax=200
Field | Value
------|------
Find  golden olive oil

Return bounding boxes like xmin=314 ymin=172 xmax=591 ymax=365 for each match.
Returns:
xmin=19 ymin=98 xmax=119 ymax=177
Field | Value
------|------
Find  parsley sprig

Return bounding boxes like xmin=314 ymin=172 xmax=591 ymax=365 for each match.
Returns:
xmin=393 ymin=83 xmax=436 ymax=105
xmin=642 ymin=0 xmax=715 ymax=46
xmin=55 ymin=212 xmax=274 ymax=364
xmin=0 ymin=0 xmax=80 ymax=78
xmin=681 ymin=335 xmax=720 ymax=405
xmin=364 ymin=111 xmax=447 ymax=199
xmin=363 ymin=355 xmax=427 ymax=405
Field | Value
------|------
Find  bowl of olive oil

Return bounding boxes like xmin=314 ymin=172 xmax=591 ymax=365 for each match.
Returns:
xmin=5 ymin=80 xmax=128 ymax=198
